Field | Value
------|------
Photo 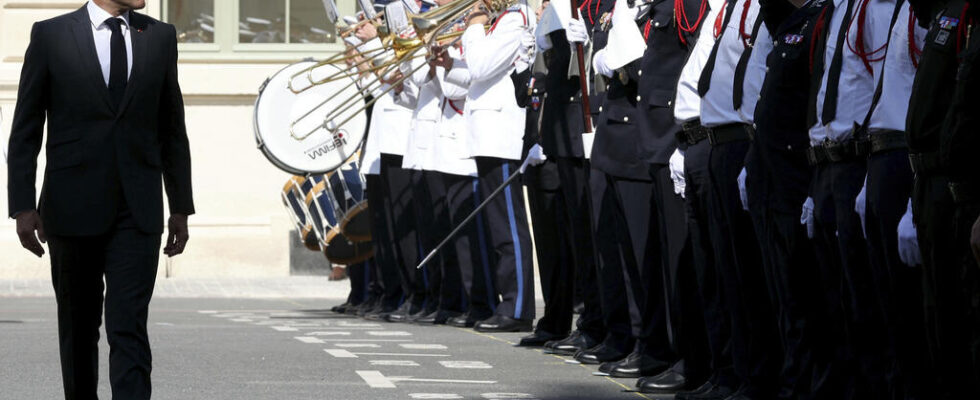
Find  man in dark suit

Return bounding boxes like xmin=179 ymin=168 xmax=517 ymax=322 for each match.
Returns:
xmin=7 ymin=1 xmax=193 ymax=398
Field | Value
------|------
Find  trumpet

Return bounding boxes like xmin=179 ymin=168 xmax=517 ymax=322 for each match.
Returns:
xmin=288 ymin=0 xmax=519 ymax=141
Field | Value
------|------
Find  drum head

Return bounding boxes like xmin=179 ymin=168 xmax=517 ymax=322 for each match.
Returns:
xmin=255 ymin=61 xmax=367 ymax=174
xmin=324 ymin=230 xmax=374 ymax=265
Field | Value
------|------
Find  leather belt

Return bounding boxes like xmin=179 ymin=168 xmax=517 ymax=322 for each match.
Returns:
xmin=866 ymin=130 xmax=908 ymax=154
xmin=707 ymin=123 xmax=754 ymax=146
xmin=678 ymin=119 xmax=710 ymax=145
xmin=908 ymin=151 xmax=943 ymax=175
xmin=807 ymin=138 xmax=869 ymax=166
xmin=948 ymin=181 xmax=980 ymax=204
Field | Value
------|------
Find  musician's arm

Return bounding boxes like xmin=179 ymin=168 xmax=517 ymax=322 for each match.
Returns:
xmin=461 ymin=13 xmax=524 ymax=82
xmin=159 ymin=25 xmax=194 ymax=216
xmin=8 ymin=22 xmax=48 ymax=217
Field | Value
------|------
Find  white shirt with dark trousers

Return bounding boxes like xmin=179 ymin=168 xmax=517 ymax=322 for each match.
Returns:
xmin=87 ymin=0 xmax=132 ymax=84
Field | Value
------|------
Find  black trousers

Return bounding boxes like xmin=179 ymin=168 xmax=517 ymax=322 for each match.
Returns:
xmin=684 ymin=140 xmax=735 ymax=388
xmin=913 ymin=173 xmax=980 ymax=399
xmin=48 ymin=209 xmax=160 ymax=400
xmin=380 ymin=153 xmax=427 ymax=310
xmin=410 ymin=170 xmax=467 ymax=313
xmin=707 ymin=139 xmax=778 ymax=396
xmin=589 ymin=167 xmax=670 ymax=364
xmin=366 ymin=174 xmax=404 ymax=311
xmin=474 ymin=156 xmax=535 ymax=321
xmin=811 ymin=160 xmax=888 ymax=399
xmin=524 ymin=158 xmax=574 ymax=335
xmin=445 ymin=173 xmax=497 ymax=319
xmin=747 ymin=143 xmax=828 ymax=399
xmin=952 ymin=202 xmax=980 ymax=397
xmin=555 ymin=157 xmax=605 ymax=340
xmin=865 ymin=149 xmax=933 ymax=399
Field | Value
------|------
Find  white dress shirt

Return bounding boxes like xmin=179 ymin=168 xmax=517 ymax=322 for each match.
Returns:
xmin=740 ymin=25 xmax=772 ymax=124
xmin=869 ymin=1 xmax=926 ymax=133
xmin=701 ymin=0 xmax=761 ymax=127
xmin=808 ymin=0 xmax=893 ymax=145
xmin=87 ymin=1 xmax=133 ymax=86
xmin=674 ymin=0 xmax=726 ymax=123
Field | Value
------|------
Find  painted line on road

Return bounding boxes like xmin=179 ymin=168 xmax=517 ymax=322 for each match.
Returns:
xmin=399 ymin=344 xmax=448 ymax=350
xmin=272 ymin=326 xmax=299 ymax=332
xmin=349 ymin=352 xmax=450 ymax=357
xmin=317 ymin=339 xmax=412 ymax=342
xmin=333 ymin=343 xmax=381 ymax=348
xmin=356 ymin=370 xmax=397 ymax=388
xmin=367 ymin=331 xmax=412 ymax=336
xmin=294 ymin=336 xmax=325 ymax=344
xmin=371 ymin=360 xmax=420 ymax=367
xmin=324 ymin=349 xmax=358 ymax=358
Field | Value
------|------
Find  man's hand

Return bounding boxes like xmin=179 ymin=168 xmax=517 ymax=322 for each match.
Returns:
xmin=972 ymin=214 xmax=980 ymax=267
xmin=431 ymin=46 xmax=454 ymax=69
xmin=354 ymin=22 xmax=378 ymax=42
xmin=164 ymin=214 xmax=189 ymax=257
xmin=15 ymin=210 xmax=45 ymax=257
xmin=467 ymin=3 xmax=490 ymax=27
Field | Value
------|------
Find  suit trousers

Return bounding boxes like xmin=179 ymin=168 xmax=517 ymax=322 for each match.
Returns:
xmin=864 ymin=149 xmax=934 ymax=399
xmin=48 ymin=209 xmax=160 ymax=400
xmin=707 ymin=139 xmax=778 ymax=396
xmin=747 ymin=143 xmax=827 ymax=399
xmin=555 ymin=157 xmax=606 ymax=341
xmin=445 ymin=173 xmax=497 ymax=319
xmin=912 ymin=173 xmax=980 ymax=399
xmin=474 ymin=157 xmax=536 ymax=321
xmin=380 ymin=154 xmax=427 ymax=310
xmin=683 ymin=140 xmax=736 ymax=388
xmin=524 ymin=158 xmax=573 ymax=335
xmin=588 ymin=168 xmax=670 ymax=364
xmin=811 ymin=160 xmax=888 ymax=399
xmin=410 ymin=170 xmax=467 ymax=313
xmin=366 ymin=174 xmax=405 ymax=311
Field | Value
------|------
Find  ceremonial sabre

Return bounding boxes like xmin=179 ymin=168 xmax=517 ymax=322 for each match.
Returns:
xmin=570 ymin=0 xmax=593 ymax=133
xmin=415 ymin=165 xmax=524 ymax=269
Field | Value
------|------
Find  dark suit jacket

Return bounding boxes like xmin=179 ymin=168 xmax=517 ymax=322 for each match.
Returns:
xmin=7 ymin=6 xmax=194 ymax=236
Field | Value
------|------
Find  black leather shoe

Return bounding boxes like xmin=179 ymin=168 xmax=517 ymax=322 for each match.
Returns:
xmin=385 ymin=302 xmax=414 ymax=323
xmin=638 ymin=369 xmax=688 ymax=393
xmin=675 ymin=379 xmax=715 ymax=400
xmin=414 ymin=310 xmax=462 ymax=325
xmin=545 ymin=331 xmax=599 ymax=356
xmin=474 ymin=315 xmax=533 ymax=332
xmin=331 ymin=302 xmax=351 ymax=314
xmin=573 ymin=343 xmax=629 ymax=365
xmin=406 ymin=308 xmax=434 ymax=323
xmin=685 ymin=384 xmax=736 ymax=400
xmin=606 ymin=351 xmax=670 ymax=378
xmin=517 ymin=330 xmax=564 ymax=347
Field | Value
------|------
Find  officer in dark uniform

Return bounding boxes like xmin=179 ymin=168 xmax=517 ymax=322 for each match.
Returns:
xmin=936 ymin=0 xmax=980 ymax=393
xmin=906 ymin=1 xmax=980 ymax=398
xmin=584 ymin=0 xmax=704 ymax=384
xmin=749 ymin=1 xmax=847 ymax=399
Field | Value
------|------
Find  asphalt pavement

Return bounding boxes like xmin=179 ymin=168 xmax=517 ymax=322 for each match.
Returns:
xmin=0 ymin=297 xmax=673 ymax=400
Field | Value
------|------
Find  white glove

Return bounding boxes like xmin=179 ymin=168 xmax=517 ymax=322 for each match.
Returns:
xmin=898 ymin=199 xmax=922 ymax=266
xmin=738 ymin=168 xmax=748 ymax=211
xmin=855 ymin=178 xmax=867 ymax=238
xmin=520 ymin=144 xmax=548 ymax=173
xmin=566 ymin=17 xmax=590 ymax=44
xmin=593 ymin=49 xmax=615 ymax=78
xmin=515 ymin=29 xmax=537 ymax=73
xmin=802 ymin=197 xmax=815 ymax=239
xmin=669 ymin=149 xmax=686 ymax=198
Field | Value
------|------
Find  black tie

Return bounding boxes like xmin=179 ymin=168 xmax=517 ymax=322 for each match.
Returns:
xmin=733 ymin=15 xmax=765 ymax=110
xmin=104 ymin=17 xmax=127 ymax=110
xmin=807 ymin=1 xmax=835 ymax=128
xmin=698 ymin=0 xmax=739 ymax=97
xmin=820 ymin=0 xmax=856 ymax=125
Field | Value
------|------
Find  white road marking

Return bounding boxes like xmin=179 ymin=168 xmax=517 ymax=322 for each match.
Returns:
xmin=393 ymin=377 xmax=497 ymax=384
xmin=294 ymin=336 xmax=325 ymax=344
xmin=307 ymin=331 xmax=352 ymax=336
xmin=197 ymin=310 xmax=217 ymax=314
xmin=333 ymin=343 xmax=380 ymax=348
xmin=317 ymin=339 xmax=412 ymax=342
xmin=481 ymin=394 xmax=540 ymax=399
xmin=439 ymin=361 xmax=492 ymax=369
xmin=337 ymin=321 xmax=382 ymax=327
xmin=351 ymin=352 xmax=450 ymax=357
xmin=155 ymin=322 xmax=174 ymax=326
xmin=370 ymin=360 xmax=420 ymax=367
xmin=230 ymin=318 xmax=253 ymax=322
xmin=367 ymin=331 xmax=412 ymax=336
xmin=271 ymin=326 xmax=299 ymax=332
xmin=356 ymin=370 xmax=397 ymax=388
xmin=324 ymin=349 xmax=358 ymax=358
xmin=399 ymin=344 xmax=448 ymax=350
xmin=409 ymin=394 xmax=463 ymax=399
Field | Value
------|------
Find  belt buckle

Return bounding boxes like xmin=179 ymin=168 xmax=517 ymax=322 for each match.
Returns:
xmin=825 ymin=143 xmax=845 ymax=162
xmin=707 ymin=130 xmax=719 ymax=146
xmin=854 ymin=139 xmax=871 ymax=157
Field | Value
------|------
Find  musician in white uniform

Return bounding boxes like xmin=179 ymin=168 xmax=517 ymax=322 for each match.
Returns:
xmin=443 ymin=0 xmax=537 ymax=332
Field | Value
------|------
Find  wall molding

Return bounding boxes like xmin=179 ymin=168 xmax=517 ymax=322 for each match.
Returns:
xmin=2 ymin=2 xmax=83 ymax=9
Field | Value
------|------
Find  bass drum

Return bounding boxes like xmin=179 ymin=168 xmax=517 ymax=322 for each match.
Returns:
xmin=254 ymin=61 xmax=367 ymax=175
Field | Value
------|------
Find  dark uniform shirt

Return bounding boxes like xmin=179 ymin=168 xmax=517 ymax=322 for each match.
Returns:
xmin=940 ymin=0 xmax=980 ymax=184
xmin=906 ymin=0 xmax=970 ymax=159
xmin=590 ymin=0 xmax=703 ymax=180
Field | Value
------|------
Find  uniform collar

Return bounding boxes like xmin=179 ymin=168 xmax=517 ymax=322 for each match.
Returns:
xmin=87 ymin=1 xmax=130 ymax=29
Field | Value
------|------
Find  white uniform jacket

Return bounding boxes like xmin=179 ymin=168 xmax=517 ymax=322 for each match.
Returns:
xmin=433 ymin=49 xmax=478 ymax=177
xmin=454 ymin=5 xmax=533 ymax=161
xmin=362 ymin=84 xmax=414 ymax=174
xmin=401 ymin=56 xmax=442 ymax=171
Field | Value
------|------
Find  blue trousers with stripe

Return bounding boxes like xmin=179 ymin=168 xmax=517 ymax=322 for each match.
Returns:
xmin=445 ymin=173 xmax=498 ymax=320
xmin=474 ymin=157 xmax=536 ymax=321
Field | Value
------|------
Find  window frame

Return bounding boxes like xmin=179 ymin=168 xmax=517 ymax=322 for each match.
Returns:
xmin=162 ymin=0 xmax=355 ymax=61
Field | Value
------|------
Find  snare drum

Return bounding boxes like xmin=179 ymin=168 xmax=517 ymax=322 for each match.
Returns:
xmin=254 ymin=61 xmax=367 ymax=175
xmin=302 ymin=174 xmax=374 ymax=265
xmin=327 ymin=157 xmax=372 ymax=242
xmin=281 ymin=176 xmax=319 ymax=251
